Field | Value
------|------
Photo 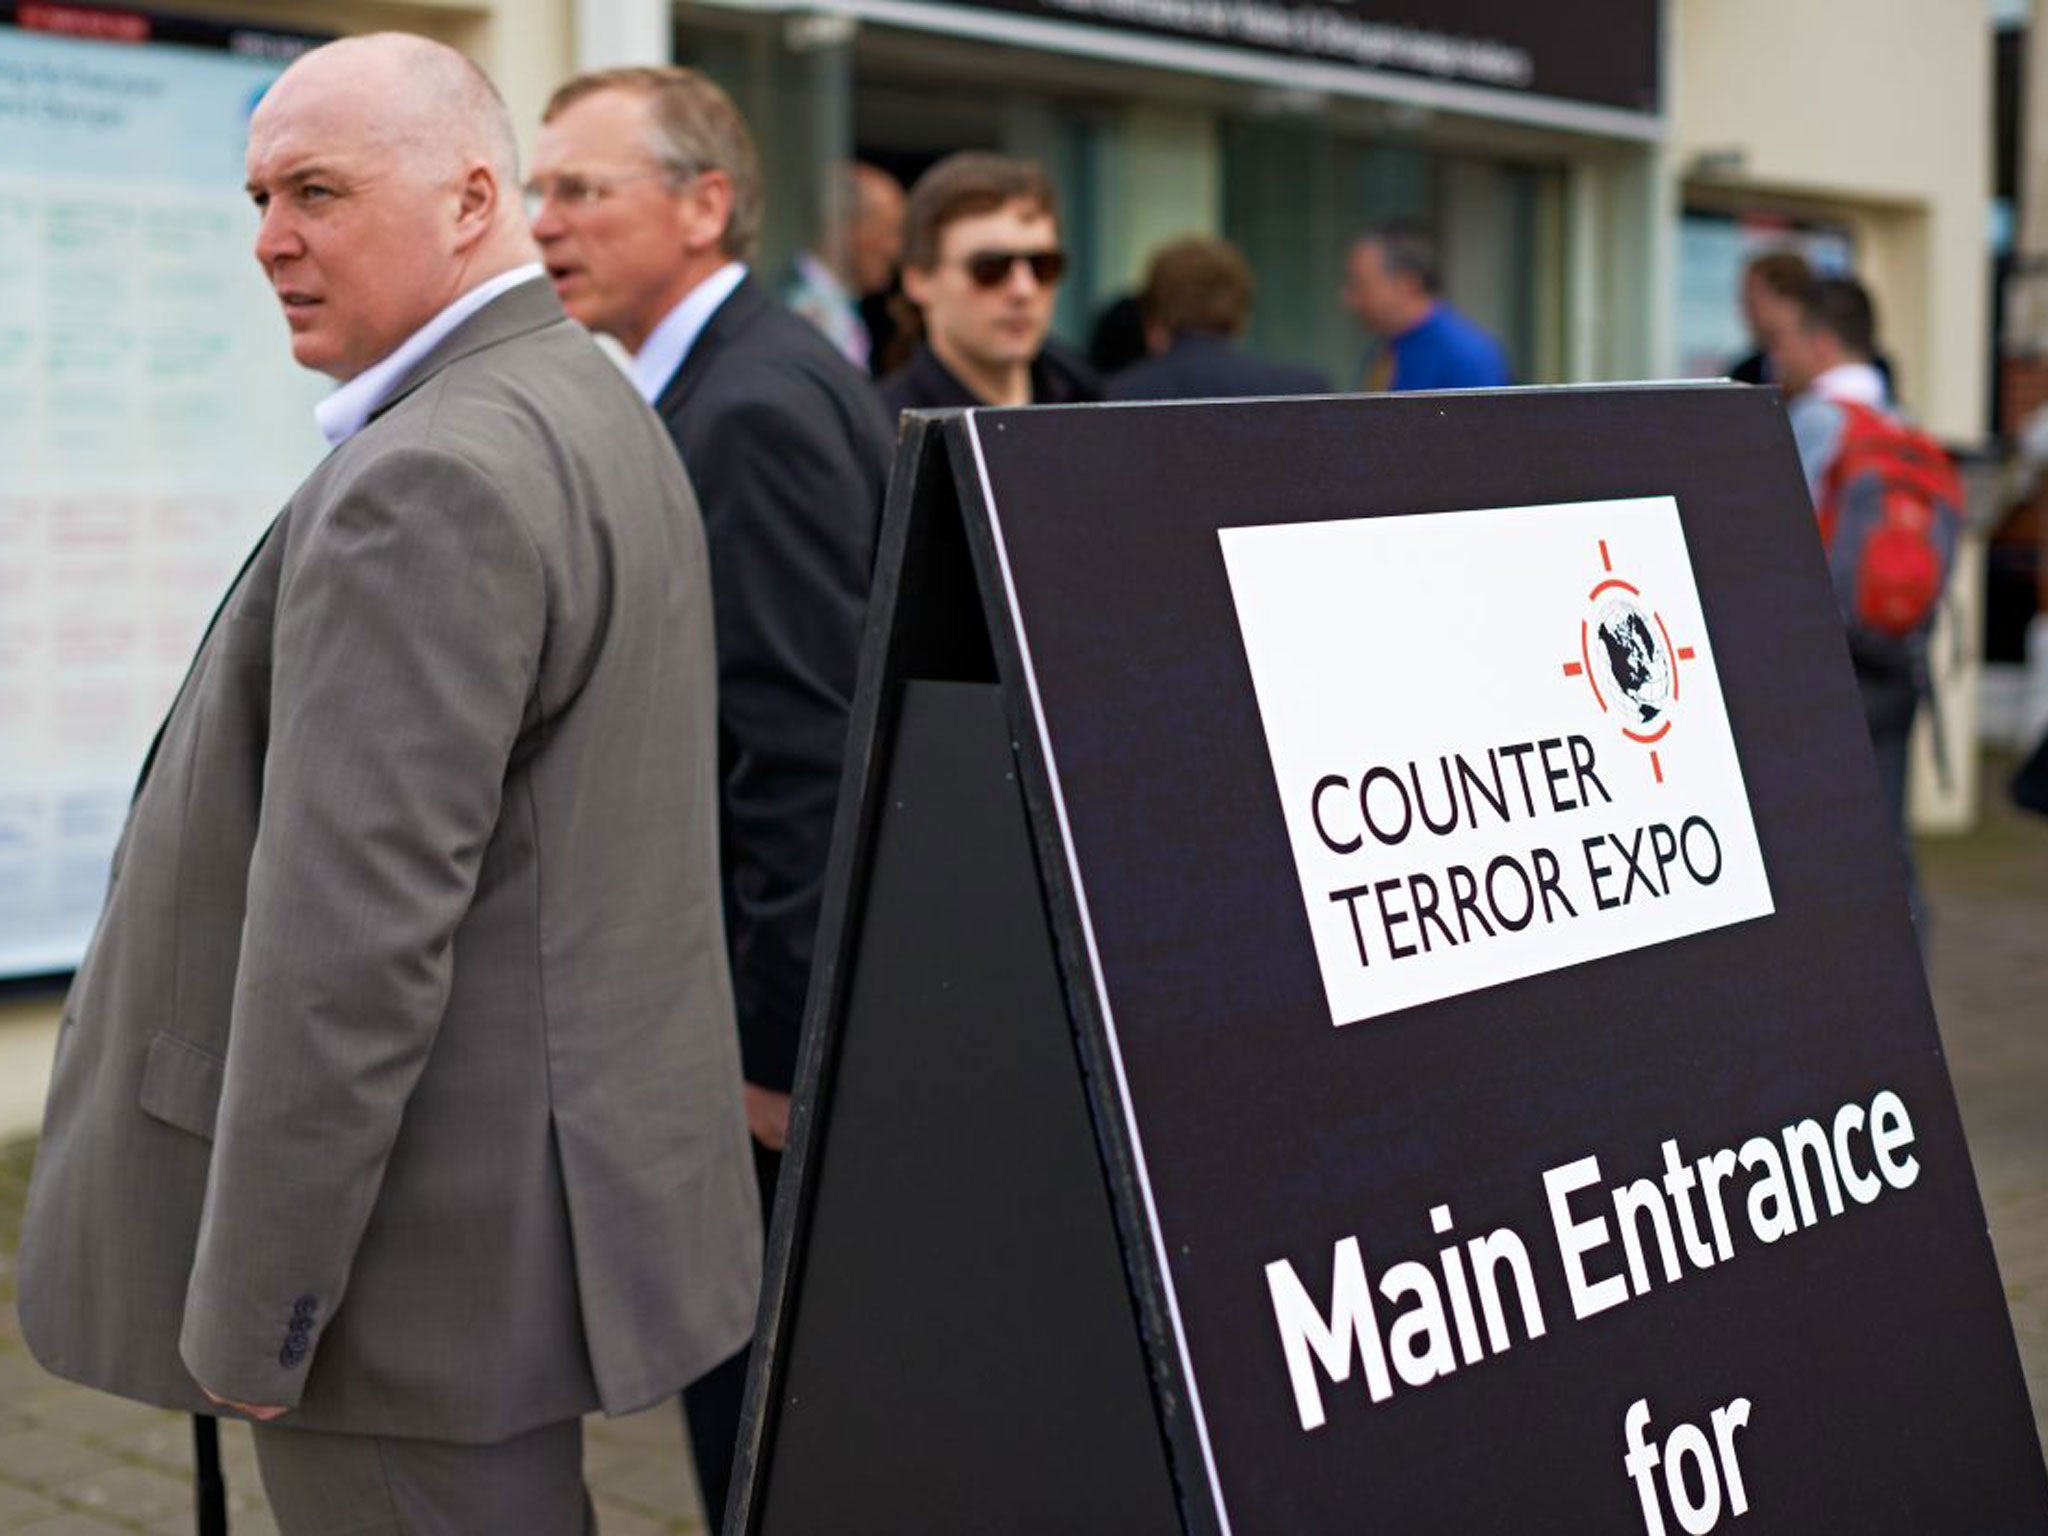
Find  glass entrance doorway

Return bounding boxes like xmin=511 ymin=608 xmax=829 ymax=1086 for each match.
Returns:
xmin=674 ymin=2 xmax=1566 ymax=390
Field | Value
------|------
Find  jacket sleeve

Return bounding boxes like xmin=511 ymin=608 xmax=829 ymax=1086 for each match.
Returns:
xmin=179 ymin=444 xmax=544 ymax=1408
xmin=683 ymin=375 xmax=883 ymax=1092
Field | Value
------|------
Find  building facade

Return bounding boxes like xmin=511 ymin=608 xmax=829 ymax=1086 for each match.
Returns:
xmin=22 ymin=0 xmax=1990 ymax=413
xmin=0 ymin=0 xmax=2004 ymax=1038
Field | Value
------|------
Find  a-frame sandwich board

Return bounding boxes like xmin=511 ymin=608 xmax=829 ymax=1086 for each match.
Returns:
xmin=728 ymin=388 xmax=2048 ymax=1536
xmin=724 ymin=407 xmax=1188 ymax=1535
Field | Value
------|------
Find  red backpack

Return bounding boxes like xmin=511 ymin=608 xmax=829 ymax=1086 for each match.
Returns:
xmin=1814 ymin=400 xmax=1963 ymax=639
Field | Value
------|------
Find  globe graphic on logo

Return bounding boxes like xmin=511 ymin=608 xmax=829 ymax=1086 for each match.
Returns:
xmin=1594 ymin=597 xmax=1671 ymax=727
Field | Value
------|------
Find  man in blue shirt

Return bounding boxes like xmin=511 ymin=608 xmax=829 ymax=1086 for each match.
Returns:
xmin=1342 ymin=223 xmax=1513 ymax=391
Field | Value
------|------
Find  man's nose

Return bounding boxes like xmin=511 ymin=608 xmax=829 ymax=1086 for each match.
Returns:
xmin=253 ymin=202 xmax=301 ymax=268
xmin=528 ymin=196 xmax=566 ymax=242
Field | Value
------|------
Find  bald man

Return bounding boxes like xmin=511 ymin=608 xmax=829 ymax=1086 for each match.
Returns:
xmin=16 ymin=33 xmax=760 ymax=1533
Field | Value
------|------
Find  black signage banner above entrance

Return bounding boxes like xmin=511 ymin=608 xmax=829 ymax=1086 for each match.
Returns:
xmin=733 ymin=386 xmax=2046 ymax=1534
xmin=889 ymin=0 xmax=1658 ymax=121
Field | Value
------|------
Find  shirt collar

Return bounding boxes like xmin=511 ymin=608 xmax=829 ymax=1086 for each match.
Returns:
xmin=629 ymin=262 xmax=748 ymax=404
xmin=314 ymin=264 xmax=545 ymax=447
xmin=1812 ymin=360 xmax=1888 ymax=408
xmin=1392 ymin=300 xmax=1443 ymax=345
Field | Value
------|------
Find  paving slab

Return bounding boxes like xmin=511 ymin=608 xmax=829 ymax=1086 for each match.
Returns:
xmin=43 ymin=1468 xmax=187 ymax=1526
xmin=0 ymin=1490 xmax=58 ymax=1529
xmin=9 ymin=1515 xmax=137 ymax=1536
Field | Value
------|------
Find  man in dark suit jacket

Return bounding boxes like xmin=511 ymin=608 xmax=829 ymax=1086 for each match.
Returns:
xmin=20 ymin=36 xmax=759 ymax=1532
xmin=529 ymin=65 xmax=892 ymax=1526
xmin=1108 ymin=235 xmax=1330 ymax=402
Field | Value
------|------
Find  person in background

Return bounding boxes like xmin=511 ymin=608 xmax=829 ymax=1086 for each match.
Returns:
xmin=1088 ymin=291 xmax=1149 ymax=379
xmin=529 ymin=64 xmax=892 ymax=1527
xmin=18 ymin=34 xmax=760 ymax=1533
xmin=1341 ymin=222 xmax=1512 ymax=392
xmin=1729 ymin=248 xmax=1812 ymax=386
xmin=1772 ymin=275 xmax=1929 ymax=923
xmin=1107 ymin=235 xmax=1329 ymax=401
xmin=784 ymin=160 xmax=905 ymax=374
xmin=1777 ymin=275 xmax=1891 ymax=452
xmin=1734 ymin=246 xmax=1898 ymax=400
xmin=880 ymin=151 xmax=1099 ymax=413
xmin=1993 ymin=402 xmax=2048 ymax=814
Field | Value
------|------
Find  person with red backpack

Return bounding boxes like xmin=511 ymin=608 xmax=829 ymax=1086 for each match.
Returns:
xmin=1771 ymin=275 xmax=1963 ymax=928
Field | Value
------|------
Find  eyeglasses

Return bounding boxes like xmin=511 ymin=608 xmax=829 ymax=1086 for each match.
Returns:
xmin=521 ymin=165 xmax=691 ymax=217
xmin=956 ymin=248 xmax=1068 ymax=289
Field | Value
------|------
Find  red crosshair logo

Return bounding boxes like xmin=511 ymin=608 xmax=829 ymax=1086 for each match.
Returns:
xmin=1561 ymin=539 xmax=1697 ymax=785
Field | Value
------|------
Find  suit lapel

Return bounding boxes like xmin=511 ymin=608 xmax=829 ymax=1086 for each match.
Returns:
xmin=131 ymin=515 xmax=281 ymax=799
xmin=653 ymin=274 xmax=765 ymax=421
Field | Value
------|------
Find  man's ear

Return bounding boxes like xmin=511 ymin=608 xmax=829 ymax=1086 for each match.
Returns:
xmin=452 ymin=161 xmax=499 ymax=250
xmin=679 ymin=169 xmax=737 ymax=257
xmin=901 ymin=263 xmax=933 ymax=310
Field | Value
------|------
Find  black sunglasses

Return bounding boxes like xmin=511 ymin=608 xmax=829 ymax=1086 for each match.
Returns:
xmin=959 ymin=248 xmax=1068 ymax=289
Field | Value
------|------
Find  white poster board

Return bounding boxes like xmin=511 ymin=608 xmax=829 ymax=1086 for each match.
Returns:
xmin=0 ymin=10 xmax=327 ymax=977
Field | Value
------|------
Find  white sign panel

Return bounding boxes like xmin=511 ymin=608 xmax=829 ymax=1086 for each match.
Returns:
xmin=0 ymin=23 xmax=326 ymax=977
xmin=1219 ymin=495 xmax=1773 ymax=1026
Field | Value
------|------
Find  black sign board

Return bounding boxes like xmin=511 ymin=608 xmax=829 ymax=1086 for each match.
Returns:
xmin=730 ymin=387 xmax=2047 ymax=1534
xmin=898 ymin=0 xmax=1658 ymax=120
xmin=0 ymin=1 xmax=318 ymax=57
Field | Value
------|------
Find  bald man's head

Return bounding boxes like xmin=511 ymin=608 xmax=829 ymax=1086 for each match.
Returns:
xmin=258 ymin=33 xmax=520 ymax=189
xmin=247 ymin=33 xmax=535 ymax=380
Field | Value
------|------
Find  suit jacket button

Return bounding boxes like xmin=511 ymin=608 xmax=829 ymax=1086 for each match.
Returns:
xmin=279 ymin=1338 xmax=308 ymax=1369
xmin=291 ymin=1296 xmax=318 ymax=1319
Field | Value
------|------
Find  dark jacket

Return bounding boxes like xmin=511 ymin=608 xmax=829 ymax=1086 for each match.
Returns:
xmin=652 ymin=274 xmax=894 ymax=1093
xmin=878 ymin=339 xmax=1101 ymax=416
xmin=1106 ymin=332 xmax=1331 ymax=402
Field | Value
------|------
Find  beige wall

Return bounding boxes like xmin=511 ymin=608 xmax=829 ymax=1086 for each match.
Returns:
xmin=1096 ymin=104 xmax=1222 ymax=293
xmin=1670 ymin=0 xmax=1992 ymax=441
xmin=2006 ymin=14 xmax=2048 ymax=352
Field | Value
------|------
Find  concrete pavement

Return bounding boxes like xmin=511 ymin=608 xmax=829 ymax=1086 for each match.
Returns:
xmin=1920 ymin=753 xmax=2048 ymax=1450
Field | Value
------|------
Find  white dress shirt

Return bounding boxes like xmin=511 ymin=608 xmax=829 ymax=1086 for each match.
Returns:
xmin=628 ymin=262 xmax=748 ymax=405
xmin=314 ymin=264 xmax=546 ymax=448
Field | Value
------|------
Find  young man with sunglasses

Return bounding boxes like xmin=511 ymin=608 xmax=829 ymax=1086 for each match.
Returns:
xmin=881 ymin=152 xmax=1100 ymax=414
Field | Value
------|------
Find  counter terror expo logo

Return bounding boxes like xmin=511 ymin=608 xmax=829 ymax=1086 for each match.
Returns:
xmin=1562 ymin=539 xmax=1698 ymax=786
xmin=1218 ymin=497 xmax=1776 ymax=1028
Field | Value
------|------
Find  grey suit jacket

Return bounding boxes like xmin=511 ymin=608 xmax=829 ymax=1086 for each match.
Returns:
xmin=18 ymin=277 xmax=762 ymax=1443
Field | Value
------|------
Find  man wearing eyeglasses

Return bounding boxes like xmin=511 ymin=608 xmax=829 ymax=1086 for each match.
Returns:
xmin=880 ymin=151 xmax=1100 ymax=414
xmin=529 ymin=65 xmax=890 ymax=1527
